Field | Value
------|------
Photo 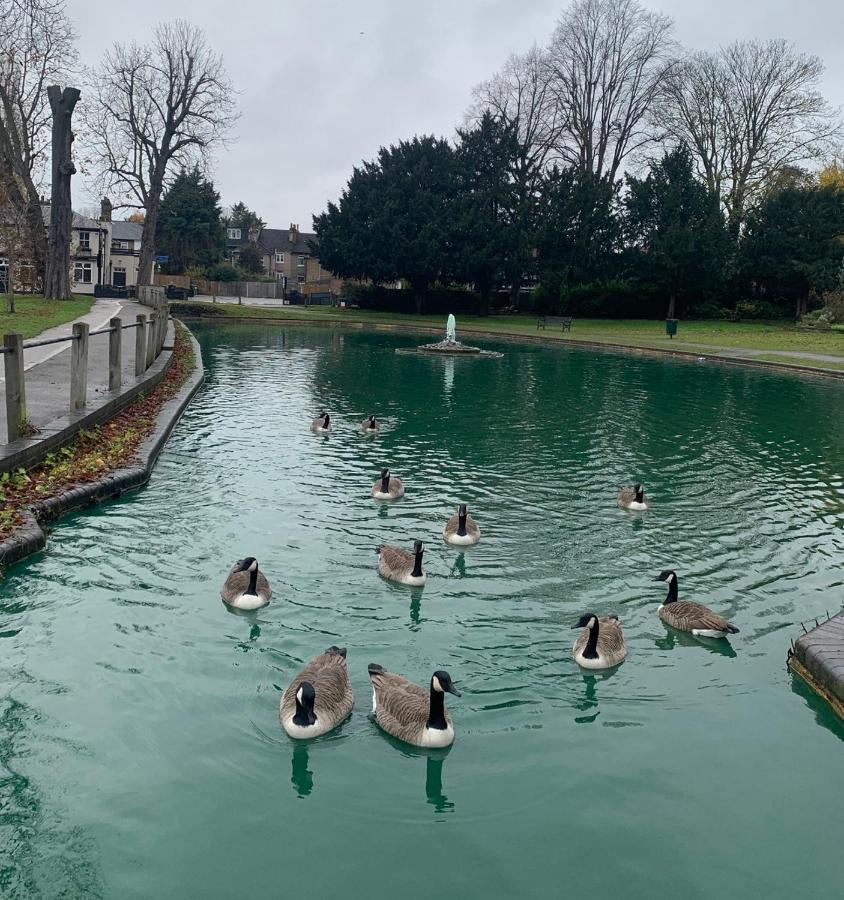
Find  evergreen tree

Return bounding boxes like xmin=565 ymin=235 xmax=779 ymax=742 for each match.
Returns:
xmin=223 ymin=201 xmax=265 ymax=232
xmin=155 ymin=168 xmax=226 ymax=274
xmin=238 ymin=242 xmax=264 ymax=275
xmin=535 ymin=166 xmax=620 ymax=305
xmin=624 ymin=146 xmax=729 ymax=318
xmin=454 ymin=112 xmax=520 ymax=314
xmin=314 ymin=136 xmax=459 ymax=313
xmin=740 ymin=182 xmax=844 ymax=320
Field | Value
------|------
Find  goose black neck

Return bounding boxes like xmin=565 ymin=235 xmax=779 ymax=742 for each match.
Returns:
xmin=664 ymin=578 xmax=678 ymax=604
xmin=427 ymin=683 xmax=447 ymax=730
xmin=411 ymin=550 xmax=424 ymax=578
xmin=635 ymin=488 xmax=644 ymax=503
xmin=245 ymin=567 xmax=258 ymax=596
xmin=293 ymin=695 xmax=316 ymax=727
xmin=380 ymin=475 xmax=390 ymax=492
xmin=583 ymin=619 xmax=600 ymax=659
xmin=457 ymin=512 xmax=467 ymax=537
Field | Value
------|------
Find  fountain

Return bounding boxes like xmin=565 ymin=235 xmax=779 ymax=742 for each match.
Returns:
xmin=397 ymin=314 xmax=502 ymax=358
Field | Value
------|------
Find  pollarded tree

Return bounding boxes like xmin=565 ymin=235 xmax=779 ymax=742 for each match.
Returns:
xmin=155 ymin=167 xmax=226 ymax=274
xmin=740 ymin=182 xmax=844 ymax=321
xmin=314 ymin=135 xmax=459 ymax=314
xmin=454 ymin=112 xmax=520 ymax=314
xmin=624 ymin=145 xmax=729 ymax=318
xmin=0 ymin=0 xmax=77 ymax=281
xmin=85 ymin=20 xmax=237 ymax=285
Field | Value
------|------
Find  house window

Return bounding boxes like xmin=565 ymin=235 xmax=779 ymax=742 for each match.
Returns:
xmin=227 ymin=228 xmax=241 ymax=240
xmin=297 ymin=255 xmax=305 ymax=268
xmin=112 ymin=239 xmax=127 ymax=250
xmin=276 ymin=272 xmax=285 ymax=281
xmin=297 ymin=274 xmax=305 ymax=285
xmin=113 ymin=266 xmax=127 ymax=288
xmin=78 ymin=231 xmax=91 ymax=250
xmin=73 ymin=262 xmax=92 ymax=283
xmin=275 ymin=252 xmax=284 ymax=264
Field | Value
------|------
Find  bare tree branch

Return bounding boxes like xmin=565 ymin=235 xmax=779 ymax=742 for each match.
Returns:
xmin=546 ymin=0 xmax=675 ymax=182
xmin=83 ymin=19 xmax=238 ymax=283
xmin=657 ymin=39 xmax=842 ymax=232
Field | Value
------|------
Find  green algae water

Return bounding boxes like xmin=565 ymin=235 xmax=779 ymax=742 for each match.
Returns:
xmin=2 ymin=323 xmax=844 ymax=899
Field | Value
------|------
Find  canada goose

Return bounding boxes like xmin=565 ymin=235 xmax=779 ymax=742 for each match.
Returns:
xmin=310 ymin=412 xmax=330 ymax=432
xmin=618 ymin=483 xmax=649 ymax=510
xmin=377 ymin=540 xmax=426 ymax=586
xmin=368 ymin=664 xmax=460 ymax=748
xmin=654 ymin=570 xmax=739 ymax=638
xmin=572 ymin=613 xmax=628 ymax=669
xmin=280 ymin=646 xmax=354 ymax=739
xmin=371 ymin=468 xmax=405 ymax=500
xmin=220 ymin=557 xmax=272 ymax=610
xmin=442 ymin=503 xmax=480 ymax=546
xmin=361 ymin=414 xmax=379 ymax=433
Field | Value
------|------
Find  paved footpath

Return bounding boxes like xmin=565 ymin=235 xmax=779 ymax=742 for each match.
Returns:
xmin=1 ymin=299 xmax=155 ymax=444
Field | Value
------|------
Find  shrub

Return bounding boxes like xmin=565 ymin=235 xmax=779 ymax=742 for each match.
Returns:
xmin=558 ymin=280 xmax=660 ymax=318
xmin=730 ymin=299 xmax=780 ymax=321
xmin=204 ymin=262 xmax=239 ymax=282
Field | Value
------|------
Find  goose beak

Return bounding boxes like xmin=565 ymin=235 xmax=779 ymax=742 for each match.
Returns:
xmin=448 ymin=685 xmax=462 ymax=697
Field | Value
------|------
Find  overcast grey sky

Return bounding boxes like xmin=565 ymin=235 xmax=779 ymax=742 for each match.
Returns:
xmin=68 ymin=0 xmax=844 ymax=229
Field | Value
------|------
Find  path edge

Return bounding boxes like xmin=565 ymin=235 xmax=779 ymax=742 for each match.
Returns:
xmin=0 ymin=326 xmax=204 ymax=573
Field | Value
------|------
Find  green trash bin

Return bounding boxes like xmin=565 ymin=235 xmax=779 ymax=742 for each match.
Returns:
xmin=665 ymin=318 xmax=678 ymax=338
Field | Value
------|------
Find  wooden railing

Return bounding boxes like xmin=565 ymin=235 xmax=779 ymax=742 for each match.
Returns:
xmin=2 ymin=301 xmax=168 ymax=444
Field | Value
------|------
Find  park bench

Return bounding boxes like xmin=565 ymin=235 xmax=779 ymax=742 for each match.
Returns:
xmin=537 ymin=315 xmax=573 ymax=332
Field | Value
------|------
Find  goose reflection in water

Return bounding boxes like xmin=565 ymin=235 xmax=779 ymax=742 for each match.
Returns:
xmin=409 ymin=587 xmax=424 ymax=627
xmin=574 ymin=669 xmax=621 ymax=724
xmin=291 ymin=743 xmax=314 ymax=798
xmin=655 ymin=625 xmax=738 ymax=659
xmin=425 ymin=753 xmax=454 ymax=813
xmin=449 ymin=553 xmax=466 ymax=579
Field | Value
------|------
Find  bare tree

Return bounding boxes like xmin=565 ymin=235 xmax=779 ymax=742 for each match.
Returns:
xmin=659 ymin=40 xmax=841 ymax=233
xmin=84 ymin=20 xmax=237 ymax=284
xmin=469 ymin=46 xmax=561 ymax=305
xmin=547 ymin=0 xmax=675 ymax=181
xmin=0 ymin=0 xmax=76 ymax=281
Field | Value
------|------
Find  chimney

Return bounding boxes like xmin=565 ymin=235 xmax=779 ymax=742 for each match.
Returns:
xmin=248 ymin=224 xmax=259 ymax=243
xmin=289 ymin=223 xmax=299 ymax=244
xmin=100 ymin=197 xmax=113 ymax=222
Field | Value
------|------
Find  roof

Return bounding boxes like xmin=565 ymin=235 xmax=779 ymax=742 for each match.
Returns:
xmin=111 ymin=221 xmax=143 ymax=241
xmin=40 ymin=204 xmax=103 ymax=230
xmin=259 ymin=227 xmax=318 ymax=255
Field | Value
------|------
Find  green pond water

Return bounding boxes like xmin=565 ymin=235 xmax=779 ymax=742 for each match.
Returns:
xmin=2 ymin=323 xmax=844 ymax=899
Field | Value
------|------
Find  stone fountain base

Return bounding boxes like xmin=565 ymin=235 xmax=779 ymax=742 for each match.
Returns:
xmin=396 ymin=339 xmax=503 ymax=359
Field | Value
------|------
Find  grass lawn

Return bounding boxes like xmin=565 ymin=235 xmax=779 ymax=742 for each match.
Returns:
xmin=182 ymin=301 xmax=844 ymax=365
xmin=1 ymin=295 xmax=95 ymax=340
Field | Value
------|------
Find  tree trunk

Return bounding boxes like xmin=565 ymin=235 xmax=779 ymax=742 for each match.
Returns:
xmin=795 ymin=294 xmax=808 ymax=322
xmin=43 ymin=86 xmax=81 ymax=300
xmin=138 ymin=169 xmax=166 ymax=285
xmin=477 ymin=272 xmax=491 ymax=317
xmin=666 ymin=293 xmax=676 ymax=320
xmin=5 ymin=239 xmax=16 ymax=313
xmin=412 ymin=278 xmax=428 ymax=315
xmin=509 ymin=276 xmax=521 ymax=311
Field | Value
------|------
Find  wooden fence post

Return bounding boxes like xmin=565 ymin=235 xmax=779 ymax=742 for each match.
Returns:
xmin=145 ymin=310 xmax=157 ymax=368
xmin=135 ymin=314 xmax=147 ymax=375
xmin=3 ymin=333 xmax=26 ymax=442
xmin=108 ymin=316 xmax=122 ymax=391
xmin=70 ymin=322 xmax=89 ymax=411
xmin=158 ymin=305 xmax=167 ymax=353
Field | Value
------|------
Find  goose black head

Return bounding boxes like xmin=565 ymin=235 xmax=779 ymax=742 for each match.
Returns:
xmin=634 ymin=483 xmax=644 ymax=502
xmin=655 ymin=570 xmax=676 ymax=583
xmin=381 ymin=468 xmax=390 ymax=479
xmin=458 ymin=503 xmax=468 ymax=518
xmin=293 ymin=681 xmax=317 ymax=726
xmin=431 ymin=670 xmax=461 ymax=697
xmin=368 ymin=415 xmax=376 ymax=427
xmin=413 ymin=539 xmax=425 ymax=557
xmin=322 ymin=413 xmax=330 ymax=427
xmin=238 ymin=557 xmax=258 ymax=573
xmin=572 ymin=612 xmax=598 ymax=630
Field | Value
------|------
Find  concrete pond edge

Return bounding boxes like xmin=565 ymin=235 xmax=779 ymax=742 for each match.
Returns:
xmin=0 ymin=325 xmax=205 ymax=574
xmin=177 ymin=313 xmax=844 ymax=383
